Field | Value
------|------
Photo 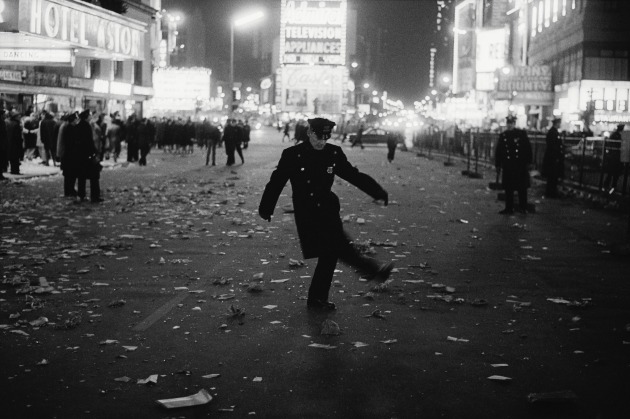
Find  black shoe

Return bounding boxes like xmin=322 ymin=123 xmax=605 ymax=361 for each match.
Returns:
xmin=499 ymin=209 xmax=514 ymax=215
xmin=307 ymin=299 xmax=336 ymax=311
xmin=91 ymin=198 xmax=104 ymax=203
xmin=374 ymin=262 xmax=394 ymax=282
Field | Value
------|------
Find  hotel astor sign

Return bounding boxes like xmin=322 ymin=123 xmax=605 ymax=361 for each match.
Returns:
xmin=1 ymin=0 xmax=146 ymax=60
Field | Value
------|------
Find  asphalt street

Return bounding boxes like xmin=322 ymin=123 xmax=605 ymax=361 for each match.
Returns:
xmin=1 ymin=126 xmax=629 ymax=419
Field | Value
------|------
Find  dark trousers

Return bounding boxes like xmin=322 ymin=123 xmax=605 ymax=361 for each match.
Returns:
xmin=387 ymin=146 xmax=396 ymax=162
xmin=308 ymin=241 xmax=380 ymax=302
xmin=77 ymin=176 xmax=100 ymax=202
xmin=205 ymin=141 xmax=218 ymax=165
xmin=235 ymin=143 xmax=244 ymax=163
xmin=545 ymin=176 xmax=558 ymax=197
xmin=9 ymin=157 xmax=20 ymax=174
xmin=225 ymin=140 xmax=236 ymax=165
xmin=603 ymin=171 xmax=620 ymax=191
xmin=64 ymin=175 xmax=77 ymax=196
xmin=139 ymin=149 xmax=149 ymax=166
xmin=505 ymin=187 xmax=527 ymax=211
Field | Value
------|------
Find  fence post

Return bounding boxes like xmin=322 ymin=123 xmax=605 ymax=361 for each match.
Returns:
xmin=599 ymin=137 xmax=607 ymax=192
xmin=579 ymin=133 xmax=586 ymax=187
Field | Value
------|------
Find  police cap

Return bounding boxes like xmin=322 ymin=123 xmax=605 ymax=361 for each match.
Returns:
xmin=307 ymin=117 xmax=336 ymax=139
xmin=506 ymin=115 xmax=517 ymax=123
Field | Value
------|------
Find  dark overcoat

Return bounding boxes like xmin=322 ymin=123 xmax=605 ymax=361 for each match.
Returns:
xmin=495 ymin=128 xmax=532 ymax=190
xmin=259 ymin=141 xmax=387 ymax=259
xmin=542 ymin=126 xmax=564 ymax=179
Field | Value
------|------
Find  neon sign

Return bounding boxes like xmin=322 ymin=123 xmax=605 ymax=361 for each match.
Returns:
xmin=280 ymin=0 xmax=346 ymax=66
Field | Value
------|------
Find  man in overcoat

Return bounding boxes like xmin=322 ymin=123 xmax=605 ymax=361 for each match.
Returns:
xmin=259 ymin=117 xmax=393 ymax=310
xmin=495 ymin=115 xmax=533 ymax=214
xmin=542 ymin=117 xmax=564 ymax=198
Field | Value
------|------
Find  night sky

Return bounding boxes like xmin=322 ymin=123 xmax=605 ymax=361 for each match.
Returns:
xmin=161 ymin=0 xmax=435 ymax=106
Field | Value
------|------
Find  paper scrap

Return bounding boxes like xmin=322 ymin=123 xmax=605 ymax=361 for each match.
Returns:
xmin=156 ymin=389 xmax=213 ymax=409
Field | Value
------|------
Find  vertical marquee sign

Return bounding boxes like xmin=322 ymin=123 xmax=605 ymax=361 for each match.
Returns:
xmin=280 ymin=0 xmax=346 ymax=66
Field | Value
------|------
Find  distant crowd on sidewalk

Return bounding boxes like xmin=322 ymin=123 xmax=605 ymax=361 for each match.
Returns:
xmin=1 ymin=106 xmax=253 ymax=188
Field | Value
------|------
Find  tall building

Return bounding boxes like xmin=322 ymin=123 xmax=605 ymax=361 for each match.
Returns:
xmin=432 ymin=0 xmax=456 ymax=90
xmin=526 ymin=0 xmax=630 ymax=131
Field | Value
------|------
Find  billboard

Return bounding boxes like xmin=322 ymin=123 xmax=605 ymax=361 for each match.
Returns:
xmin=453 ymin=0 xmax=476 ymax=92
xmin=495 ymin=65 xmax=553 ymax=104
xmin=151 ymin=67 xmax=211 ymax=111
xmin=279 ymin=65 xmax=346 ymax=113
xmin=280 ymin=0 xmax=346 ymax=65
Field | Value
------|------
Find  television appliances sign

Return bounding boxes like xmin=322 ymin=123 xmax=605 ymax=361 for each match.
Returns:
xmin=280 ymin=0 xmax=346 ymax=65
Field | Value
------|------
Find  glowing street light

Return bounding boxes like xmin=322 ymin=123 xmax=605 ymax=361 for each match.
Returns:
xmin=230 ymin=10 xmax=265 ymax=116
xmin=363 ymin=83 xmax=370 ymax=89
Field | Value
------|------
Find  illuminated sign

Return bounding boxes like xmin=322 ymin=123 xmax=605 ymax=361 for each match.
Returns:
xmin=280 ymin=65 xmax=345 ymax=113
xmin=110 ymin=81 xmax=131 ymax=96
xmin=594 ymin=111 xmax=630 ymax=124
xmin=93 ymin=79 xmax=109 ymax=93
xmin=152 ymin=67 xmax=211 ymax=110
xmin=453 ymin=0 xmax=475 ymax=93
xmin=497 ymin=65 xmax=552 ymax=92
xmin=260 ymin=77 xmax=272 ymax=90
xmin=476 ymin=28 xmax=506 ymax=73
xmin=0 ymin=0 xmax=146 ymax=60
xmin=280 ymin=0 xmax=346 ymax=66
xmin=0 ymin=68 xmax=24 ymax=82
xmin=0 ymin=47 xmax=72 ymax=63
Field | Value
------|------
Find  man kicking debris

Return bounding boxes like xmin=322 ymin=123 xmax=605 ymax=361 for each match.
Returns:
xmin=259 ymin=117 xmax=394 ymax=311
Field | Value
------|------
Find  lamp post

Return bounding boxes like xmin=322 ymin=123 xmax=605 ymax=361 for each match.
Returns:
xmin=229 ymin=10 xmax=264 ymax=117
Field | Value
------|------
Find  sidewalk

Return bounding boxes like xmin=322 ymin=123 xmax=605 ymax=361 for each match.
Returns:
xmin=2 ymin=158 xmax=120 ymax=180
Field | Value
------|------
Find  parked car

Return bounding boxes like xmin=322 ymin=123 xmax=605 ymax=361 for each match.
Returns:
xmin=347 ymin=127 xmax=392 ymax=145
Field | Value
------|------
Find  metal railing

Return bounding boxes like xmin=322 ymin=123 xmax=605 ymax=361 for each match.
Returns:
xmin=413 ymin=130 xmax=630 ymax=196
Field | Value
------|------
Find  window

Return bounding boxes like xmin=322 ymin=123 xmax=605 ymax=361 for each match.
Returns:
xmin=538 ymin=1 xmax=544 ymax=32
xmin=133 ymin=61 xmax=143 ymax=85
xmin=552 ymin=0 xmax=559 ymax=21
xmin=532 ymin=6 xmax=538 ymax=37
xmin=562 ymin=0 xmax=567 ymax=15
xmin=113 ymin=61 xmax=123 ymax=80
xmin=544 ymin=0 xmax=551 ymax=27
xmin=89 ymin=60 xmax=100 ymax=79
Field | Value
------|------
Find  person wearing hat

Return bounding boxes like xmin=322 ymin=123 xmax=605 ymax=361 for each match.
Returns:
xmin=6 ymin=110 xmax=23 ymax=175
xmin=603 ymin=124 xmax=624 ymax=194
xmin=57 ymin=112 xmax=79 ymax=196
xmin=542 ymin=117 xmax=564 ymax=198
xmin=495 ymin=115 xmax=533 ymax=214
xmin=259 ymin=117 xmax=393 ymax=311
xmin=0 ymin=107 xmax=8 ymax=179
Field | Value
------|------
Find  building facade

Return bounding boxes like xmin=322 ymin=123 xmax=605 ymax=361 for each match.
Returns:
xmin=0 ymin=0 xmax=159 ymax=118
xmin=448 ymin=0 xmax=630 ymax=132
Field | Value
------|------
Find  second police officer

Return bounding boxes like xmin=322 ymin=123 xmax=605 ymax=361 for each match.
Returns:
xmin=495 ymin=115 xmax=533 ymax=215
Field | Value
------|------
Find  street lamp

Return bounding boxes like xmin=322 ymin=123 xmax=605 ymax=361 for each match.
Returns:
xmin=230 ymin=10 xmax=264 ymax=117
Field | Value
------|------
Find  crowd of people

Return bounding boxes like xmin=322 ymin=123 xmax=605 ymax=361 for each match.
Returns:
xmin=0 ymin=106 xmax=254 ymax=196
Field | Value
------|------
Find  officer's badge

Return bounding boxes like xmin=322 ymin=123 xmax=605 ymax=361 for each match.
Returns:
xmin=327 ymin=167 xmax=333 ymax=174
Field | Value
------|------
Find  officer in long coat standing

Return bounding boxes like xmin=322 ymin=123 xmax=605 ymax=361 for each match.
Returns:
xmin=495 ymin=115 xmax=533 ymax=214
xmin=542 ymin=117 xmax=564 ymax=198
xmin=259 ymin=117 xmax=393 ymax=310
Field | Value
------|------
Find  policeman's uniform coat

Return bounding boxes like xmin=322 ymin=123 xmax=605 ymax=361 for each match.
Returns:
xmin=542 ymin=126 xmax=564 ymax=179
xmin=495 ymin=128 xmax=532 ymax=190
xmin=259 ymin=141 xmax=386 ymax=259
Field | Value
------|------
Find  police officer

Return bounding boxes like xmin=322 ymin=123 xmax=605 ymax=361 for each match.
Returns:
xmin=603 ymin=124 xmax=624 ymax=194
xmin=495 ymin=115 xmax=533 ymax=214
xmin=542 ymin=117 xmax=564 ymax=198
xmin=259 ymin=117 xmax=393 ymax=310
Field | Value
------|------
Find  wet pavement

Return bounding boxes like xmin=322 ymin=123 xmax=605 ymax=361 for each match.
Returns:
xmin=1 ymin=128 xmax=629 ymax=418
